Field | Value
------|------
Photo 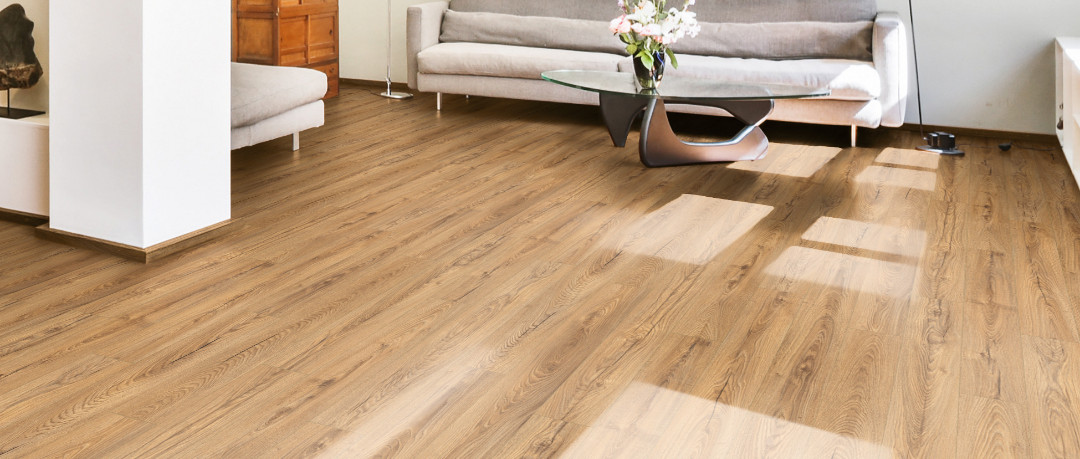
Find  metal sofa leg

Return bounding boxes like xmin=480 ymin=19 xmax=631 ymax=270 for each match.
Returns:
xmin=293 ymin=132 xmax=300 ymax=151
xmin=850 ymin=125 xmax=858 ymax=147
xmin=437 ymin=92 xmax=442 ymax=111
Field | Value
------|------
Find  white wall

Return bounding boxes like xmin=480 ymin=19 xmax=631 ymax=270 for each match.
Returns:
xmin=341 ymin=0 xmax=430 ymax=84
xmin=0 ymin=0 xmax=48 ymax=112
xmin=342 ymin=0 xmax=1080 ymax=135
xmin=50 ymin=0 xmax=230 ymax=249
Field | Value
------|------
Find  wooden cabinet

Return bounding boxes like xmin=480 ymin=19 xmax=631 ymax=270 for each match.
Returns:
xmin=233 ymin=0 xmax=339 ymax=98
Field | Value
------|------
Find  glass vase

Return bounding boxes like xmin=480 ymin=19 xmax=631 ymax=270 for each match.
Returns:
xmin=633 ymin=51 xmax=666 ymax=90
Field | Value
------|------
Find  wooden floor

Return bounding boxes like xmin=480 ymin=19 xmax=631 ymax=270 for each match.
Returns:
xmin=3 ymin=82 xmax=1080 ymax=458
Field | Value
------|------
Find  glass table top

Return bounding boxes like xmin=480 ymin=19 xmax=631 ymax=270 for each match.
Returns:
xmin=542 ymin=70 xmax=830 ymax=102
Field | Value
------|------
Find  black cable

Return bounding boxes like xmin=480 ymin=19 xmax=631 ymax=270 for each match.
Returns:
xmin=958 ymin=143 xmax=1057 ymax=152
xmin=906 ymin=0 xmax=925 ymax=141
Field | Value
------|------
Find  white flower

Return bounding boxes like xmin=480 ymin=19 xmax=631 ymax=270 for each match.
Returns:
xmin=628 ymin=1 xmax=657 ymax=23
xmin=611 ymin=0 xmax=698 ymax=68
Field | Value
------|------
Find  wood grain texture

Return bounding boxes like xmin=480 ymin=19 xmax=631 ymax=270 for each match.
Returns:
xmin=1 ymin=83 xmax=1078 ymax=457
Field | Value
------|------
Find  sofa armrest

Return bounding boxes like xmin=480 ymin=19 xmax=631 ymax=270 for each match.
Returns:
xmin=407 ymin=1 xmax=449 ymax=90
xmin=873 ymin=12 xmax=909 ymax=127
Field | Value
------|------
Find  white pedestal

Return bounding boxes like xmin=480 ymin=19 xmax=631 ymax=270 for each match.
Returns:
xmin=0 ymin=114 xmax=49 ymax=216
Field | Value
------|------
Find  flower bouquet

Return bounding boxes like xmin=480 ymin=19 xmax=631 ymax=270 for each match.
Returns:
xmin=609 ymin=0 xmax=700 ymax=89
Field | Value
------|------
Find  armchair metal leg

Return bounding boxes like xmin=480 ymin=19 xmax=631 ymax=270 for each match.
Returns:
xmin=850 ymin=125 xmax=858 ymax=147
xmin=437 ymin=92 xmax=442 ymax=111
xmin=292 ymin=132 xmax=300 ymax=151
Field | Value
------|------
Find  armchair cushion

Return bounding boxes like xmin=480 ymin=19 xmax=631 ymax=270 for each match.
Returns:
xmin=231 ymin=62 xmax=326 ymax=128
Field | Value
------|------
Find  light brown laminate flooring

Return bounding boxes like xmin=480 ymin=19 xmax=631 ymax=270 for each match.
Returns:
xmin=2 ymin=83 xmax=1080 ymax=458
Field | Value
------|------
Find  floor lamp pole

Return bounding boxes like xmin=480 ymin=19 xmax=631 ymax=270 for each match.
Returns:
xmin=380 ymin=0 xmax=412 ymax=99
xmin=907 ymin=0 xmax=961 ymax=155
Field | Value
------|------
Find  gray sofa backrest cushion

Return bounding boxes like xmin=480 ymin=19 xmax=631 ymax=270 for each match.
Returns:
xmin=440 ymin=11 xmax=626 ymax=55
xmin=447 ymin=0 xmax=614 ymax=21
xmin=443 ymin=0 xmax=877 ymax=61
xmin=673 ymin=21 xmax=873 ymax=61
xmin=447 ymin=0 xmax=877 ymax=23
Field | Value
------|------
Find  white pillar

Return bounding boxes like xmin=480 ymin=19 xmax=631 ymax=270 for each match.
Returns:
xmin=49 ymin=0 xmax=230 ymax=248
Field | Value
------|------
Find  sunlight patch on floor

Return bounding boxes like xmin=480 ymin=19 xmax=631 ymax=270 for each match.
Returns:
xmin=802 ymin=216 xmax=927 ymax=258
xmin=561 ymin=382 xmax=892 ymax=458
xmin=320 ymin=352 xmax=486 ymax=457
xmin=727 ymin=145 xmax=842 ymax=178
xmin=855 ymin=165 xmax=937 ymax=192
xmin=611 ymin=195 xmax=772 ymax=265
xmin=874 ymin=147 xmax=941 ymax=169
xmin=764 ymin=246 xmax=916 ymax=297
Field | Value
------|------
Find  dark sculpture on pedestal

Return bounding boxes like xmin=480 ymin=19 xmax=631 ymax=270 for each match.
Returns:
xmin=0 ymin=3 xmax=45 ymax=119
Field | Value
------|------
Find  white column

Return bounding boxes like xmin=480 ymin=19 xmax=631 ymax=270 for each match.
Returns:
xmin=49 ymin=0 xmax=230 ymax=248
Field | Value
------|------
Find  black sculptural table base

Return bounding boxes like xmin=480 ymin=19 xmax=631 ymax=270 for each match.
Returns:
xmin=599 ymin=93 xmax=774 ymax=167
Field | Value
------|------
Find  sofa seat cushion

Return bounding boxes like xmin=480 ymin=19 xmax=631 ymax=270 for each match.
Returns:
xmin=231 ymin=62 xmax=328 ymax=128
xmin=626 ymin=54 xmax=880 ymax=101
xmin=418 ymin=42 xmax=623 ymax=79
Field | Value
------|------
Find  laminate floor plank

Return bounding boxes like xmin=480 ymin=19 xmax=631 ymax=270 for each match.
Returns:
xmin=958 ymin=394 xmax=1030 ymax=458
xmin=1 ymin=83 xmax=1078 ymax=456
xmin=1022 ymin=336 xmax=1080 ymax=458
xmin=1011 ymin=217 xmax=1080 ymax=342
xmin=961 ymin=252 xmax=1025 ymax=403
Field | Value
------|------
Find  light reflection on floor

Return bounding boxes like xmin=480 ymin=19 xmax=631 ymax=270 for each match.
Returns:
xmin=610 ymin=195 xmax=773 ymax=265
xmin=727 ymin=145 xmax=843 ymax=178
xmin=320 ymin=351 xmax=485 ymax=457
xmin=764 ymin=246 xmax=916 ymax=297
xmin=802 ymin=216 xmax=927 ymax=258
xmin=874 ymin=147 xmax=941 ymax=170
xmin=561 ymin=382 xmax=892 ymax=458
xmin=854 ymin=165 xmax=937 ymax=192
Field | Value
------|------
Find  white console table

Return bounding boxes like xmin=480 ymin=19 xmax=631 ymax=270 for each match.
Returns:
xmin=1056 ymin=37 xmax=1080 ymax=192
xmin=0 ymin=114 xmax=49 ymax=217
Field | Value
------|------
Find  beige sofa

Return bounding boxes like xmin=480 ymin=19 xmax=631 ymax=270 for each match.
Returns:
xmin=407 ymin=0 xmax=908 ymax=145
xmin=231 ymin=62 xmax=326 ymax=151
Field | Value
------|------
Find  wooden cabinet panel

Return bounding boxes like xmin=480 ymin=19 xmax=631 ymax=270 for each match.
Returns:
xmin=309 ymin=14 xmax=335 ymax=48
xmin=233 ymin=0 xmax=339 ymax=98
xmin=278 ymin=16 xmax=308 ymax=66
xmin=236 ymin=17 xmax=276 ymax=63
xmin=310 ymin=61 xmax=339 ymax=98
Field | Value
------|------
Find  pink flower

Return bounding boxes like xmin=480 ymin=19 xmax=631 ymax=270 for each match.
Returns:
xmin=639 ymin=23 xmax=663 ymax=38
xmin=609 ymin=15 xmax=632 ymax=34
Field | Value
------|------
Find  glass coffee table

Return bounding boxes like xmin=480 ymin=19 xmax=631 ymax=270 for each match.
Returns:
xmin=542 ymin=70 xmax=829 ymax=167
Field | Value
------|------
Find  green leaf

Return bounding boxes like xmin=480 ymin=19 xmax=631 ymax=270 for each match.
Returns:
xmin=639 ymin=52 xmax=654 ymax=69
xmin=666 ymin=48 xmax=679 ymax=69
